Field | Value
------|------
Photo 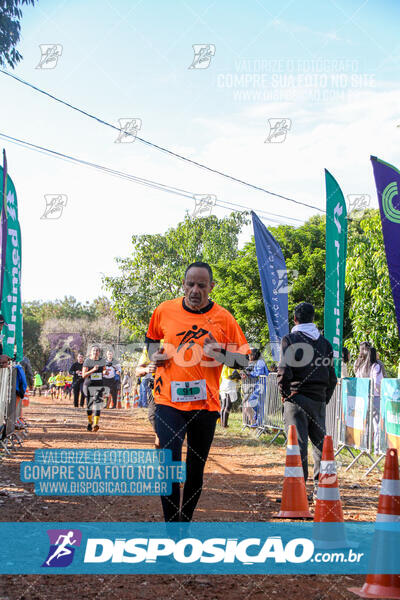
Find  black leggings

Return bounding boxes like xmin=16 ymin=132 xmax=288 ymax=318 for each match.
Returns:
xmin=104 ymin=379 xmax=118 ymax=407
xmin=220 ymin=393 xmax=233 ymax=427
xmin=155 ymin=404 xmax=219 ymax=522
xmin=73 ymin=382 xmax=85 ymax=407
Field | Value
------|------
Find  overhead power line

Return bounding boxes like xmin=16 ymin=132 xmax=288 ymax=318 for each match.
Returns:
xmin=0 ymin=68 xmax=324 ymax=214
xmin=0 ymin=131 xmax=304 ymax=225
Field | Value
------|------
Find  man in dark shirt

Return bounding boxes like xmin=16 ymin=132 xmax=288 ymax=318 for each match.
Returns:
xmin=278 ymin=302 xmax=337 ymax=497
xmin=70 ymin=353 xmax=85 ymax=408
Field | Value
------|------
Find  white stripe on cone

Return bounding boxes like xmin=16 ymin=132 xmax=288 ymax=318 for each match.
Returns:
xmin=320 ymin=460 xmax=337 ymax=474
xmin=316 ymin=487 xmax=340 ymax=501
xmin=286 ymin=445 xmax=300 ymax=455
xmin=376 ymin=513 xmax=400 ymax=522
xmin=284 ymin=466 xmax=304 ymax=478
xmin=380 ymin=479 xmax=400 ymax=496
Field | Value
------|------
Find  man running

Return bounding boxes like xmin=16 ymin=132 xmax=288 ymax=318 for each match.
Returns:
xmin=70 ymin=353 xmax=85 ymax=408
xmin=33 ymin=371 xmax=43 ymax=396
xmin=55 ymin=371 xmax=65 ymax=399
xmin=135 ymin=346 xmax=158 ymax=446
xmin=48 ymin=372 xmax=56 ymax=399
xmin=82 ymin=345 xmax=109 ymax=432
xmin=64 ymin=373 xmax=73 ymax=399
xmin=146 ymin=261 xmax=249 ymax=522
xmin=103 ymin=350 xmax=121 ymax=409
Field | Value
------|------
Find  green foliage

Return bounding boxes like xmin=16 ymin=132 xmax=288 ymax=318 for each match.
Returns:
xmin=27 ymin=208 xmax=398 ymax=375
xmin=103 ymin=212 xmax=247 ymax=338
xmin=22 ymin=296 xmax=125 ymax=372
xmin=345 ymin=209 xmax=399 ymax=373
xmin=0 ymin=0 xmax=35 ymax=68
xmin=272 ymin=216 xmax=326 ymax=329
xmin=213 ymin=216 xmax=328 ymax=345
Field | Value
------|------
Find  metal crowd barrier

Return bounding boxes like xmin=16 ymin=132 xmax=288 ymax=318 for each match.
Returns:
xmin=325 ymin=379 xmax=342 ymax=451
xmin=240 ymin=373 xmax=384 ymax=477
xmin=241 ymin=374 xmax=286 ymax=443
xmin=0 ymin=366 xmax=26 ymax=455
xmin=334 ymin=378 xmax=377 ymax=474
xmin=241 ymin=374 xmax=264 ymax=431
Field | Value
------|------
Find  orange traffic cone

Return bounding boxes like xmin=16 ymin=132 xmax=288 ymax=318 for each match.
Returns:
xmin=313 ymin=435 xmax=348 ymax=549
xmin=125 ymin=394 xmax=131 ymax=409
xmin=276 ymin=425 xmax=312 ymax=519
xmin=22 ymin=390 xmax=30 ymax=407
xmin=349 ymin=448 xmax=400 ymax=599
xmin=116 ymin=390 xmax=122 ymax=409
xmin=133 ymin=391 xmax=139 ymax=407
xmin=314 ymin=435 xmax=344 ymax=522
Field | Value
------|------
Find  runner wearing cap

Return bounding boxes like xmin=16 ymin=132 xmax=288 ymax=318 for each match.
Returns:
xmin=146 ymin=261 xmax=250 ymax=522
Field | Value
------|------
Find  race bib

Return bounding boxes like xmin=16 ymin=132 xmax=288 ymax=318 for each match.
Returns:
xmin=171 ymin=379 xmax=207 ymax=403
xmin=91 ymin=373 xmax=102 ymax=381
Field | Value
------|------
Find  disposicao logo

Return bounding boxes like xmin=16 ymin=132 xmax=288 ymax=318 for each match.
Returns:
xmin=83 ymin=536 xmax=314 ymax=564
xmin=42 ymin=529 xmax=82 ymax=567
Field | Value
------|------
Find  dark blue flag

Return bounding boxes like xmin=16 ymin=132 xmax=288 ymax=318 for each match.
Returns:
xmin=371 ymin=156 xmax=400 ymax=337
xmin=251 ymin=211 xmax=289 ymax=360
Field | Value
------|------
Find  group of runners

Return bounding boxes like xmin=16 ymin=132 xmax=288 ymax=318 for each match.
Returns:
xmin=46 ymin=371 xmax=73 ymax=399
xmin=35 ymin=350 xmax=122 ymax=433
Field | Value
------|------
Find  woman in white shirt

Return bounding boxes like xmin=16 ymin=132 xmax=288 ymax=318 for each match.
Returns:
xmin=354 ymin=342 xmax=385 ymax=452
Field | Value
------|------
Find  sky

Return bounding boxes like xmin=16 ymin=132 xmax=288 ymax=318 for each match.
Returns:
xmin=0 ymin=0 xmax=399 ymax=302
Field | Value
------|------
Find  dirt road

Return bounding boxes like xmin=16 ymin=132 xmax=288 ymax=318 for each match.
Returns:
xmin=0 ymin=395 xmax=381 ymax=599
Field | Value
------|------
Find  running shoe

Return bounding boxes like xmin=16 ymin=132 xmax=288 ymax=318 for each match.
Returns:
xmin=87 ymin=423 xmax=92 ymax=432
xmin=93 ymin=425 xmax=99 ymax=432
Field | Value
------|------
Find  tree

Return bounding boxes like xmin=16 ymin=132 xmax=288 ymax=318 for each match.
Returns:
xmin=213 ymin=216 xmax=328 ymax=346
xmin=0 ymin=0 xmax=35 ymax=68
xmin=103 ymin=212 xmax=247 ymax=338
xmin=22 ymin=296 xmax=127 ymax=372
xmin=345 ymin=209 xmax=399 ymax=374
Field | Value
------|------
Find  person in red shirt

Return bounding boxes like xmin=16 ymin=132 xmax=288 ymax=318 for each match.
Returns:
xmin=146 ymin=261 xmax=250 ymax=522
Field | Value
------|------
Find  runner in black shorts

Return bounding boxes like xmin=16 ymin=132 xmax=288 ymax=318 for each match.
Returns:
xmin=146 ymin=261 xmax=250 ymax=522
xmin=82 ymin=346 xmax=109 ymax=432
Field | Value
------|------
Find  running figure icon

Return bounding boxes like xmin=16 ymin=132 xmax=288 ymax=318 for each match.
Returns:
xmin=45 ymin=531 xmax=77 ymax=566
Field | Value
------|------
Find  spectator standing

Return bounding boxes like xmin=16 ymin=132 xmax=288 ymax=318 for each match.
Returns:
xmin=219 ymin=365 xmax=240 ymax=427
xmin=278 ymin=302 xmax=337 ymax=499
xmin=241 ymin=348 xmax=269 ymax=426
xmin=19 ymin=355 xmax=34 ymax=389
xmin=354 ymin=342 xmax=385 ymax=452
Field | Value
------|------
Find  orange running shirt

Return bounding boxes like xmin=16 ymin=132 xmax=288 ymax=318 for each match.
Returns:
xmin=146 ymin=297 xmax=250 ymax=412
